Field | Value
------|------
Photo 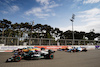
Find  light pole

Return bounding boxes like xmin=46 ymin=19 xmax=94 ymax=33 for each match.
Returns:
xmin=70 ymin=14 xmax=75 ymax=45
xmin=29 ymin=21 xmax=34 ymax=45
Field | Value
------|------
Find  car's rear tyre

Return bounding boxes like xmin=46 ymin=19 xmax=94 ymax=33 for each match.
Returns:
xmin=15 ymin=56 xmax=21 ymax=62
xmin=49 ymin=54 xmax=54 ymax=59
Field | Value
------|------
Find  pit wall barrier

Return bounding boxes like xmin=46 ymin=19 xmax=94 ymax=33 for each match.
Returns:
xmin=0 ymin=45 xmax=95 ymax=52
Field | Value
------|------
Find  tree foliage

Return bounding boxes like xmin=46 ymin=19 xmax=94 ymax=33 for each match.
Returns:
xmin=0 ymin=19 xmax=100 ymax=40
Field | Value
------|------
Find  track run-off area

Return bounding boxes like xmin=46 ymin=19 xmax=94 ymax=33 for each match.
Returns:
xmin=0 ymin=50 xmax=100 ymax=67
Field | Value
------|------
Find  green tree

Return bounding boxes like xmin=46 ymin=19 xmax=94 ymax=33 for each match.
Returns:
xmin=64 ymin=30 xmax=73 ymax=39
xmin=85 ymin=32 xmax=95 ymax=40
xmin=0 ymin=19 xmax=12 ymax=37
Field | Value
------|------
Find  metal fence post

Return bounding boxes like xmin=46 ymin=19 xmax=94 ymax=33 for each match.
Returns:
xmin=39 ymin=38 xmax=41 ymax=45
xmin=4 ymin=37 xmax=6 ymax=45
xmin=78 ymin=40 xmax=80 ymax=45
xmin=49 ymin=39 xmax=50 ymax=45
xmin=84 ymin=41 xmax=85 ymax=45
xmin=17 ymin=38 xmax=19 ymax=46
xmin=29 ymin=38 xmax=31 ymax=45
xmin=65 ymin=39 xmax=66 ymax=45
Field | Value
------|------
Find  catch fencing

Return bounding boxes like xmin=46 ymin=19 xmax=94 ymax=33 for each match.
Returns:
xmin=0 ymin=37 xmax=100 ymax=46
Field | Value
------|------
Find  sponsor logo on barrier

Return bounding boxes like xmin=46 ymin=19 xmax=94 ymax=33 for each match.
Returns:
xmin=35 ymin=46 xmax=68 ymax=49
xmin=0 ymin=45 xmax=95 ymax=52
xmin=0 ymin=47 xmax=18 ymax=50
xmin=5 ymin=50 xmax=13 ymax=52
xmin=46 ymin=46 xmax=62 ymax=49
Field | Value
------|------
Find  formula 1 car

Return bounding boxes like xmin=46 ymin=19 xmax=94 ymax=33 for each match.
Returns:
xmin=66 ymin=47 xmax=87 ymax=53
xmin=6 ymin=48 xmax=55 ymax=62
xmin=6 ymin=55 xmax=22 ymax=62
xmin=66 ymin=47 xmax=79 ymax=52
xmin=81 ymin=47 xmax=87 ymax=52
xmin=23 ymin=49 xmax=55 ymax=60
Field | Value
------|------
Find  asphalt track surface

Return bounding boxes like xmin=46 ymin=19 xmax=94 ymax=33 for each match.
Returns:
xmin=0 ymin=50 xmax=100 ymax=67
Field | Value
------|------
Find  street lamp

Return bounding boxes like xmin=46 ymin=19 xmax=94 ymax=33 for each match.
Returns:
xmin=29 ymin=21 xmax=34 ymax=45
xmin=70 ymin=14 xmax=75 ymax=45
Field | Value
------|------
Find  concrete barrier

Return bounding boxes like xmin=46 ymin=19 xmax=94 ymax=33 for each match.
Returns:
xmin=0 ymin=45 xmax=95 ymax=52
xmin=71 ymin=45 xmax=95 ymax=50
xmin=0 ymin=44 xmax=5 ymax=46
